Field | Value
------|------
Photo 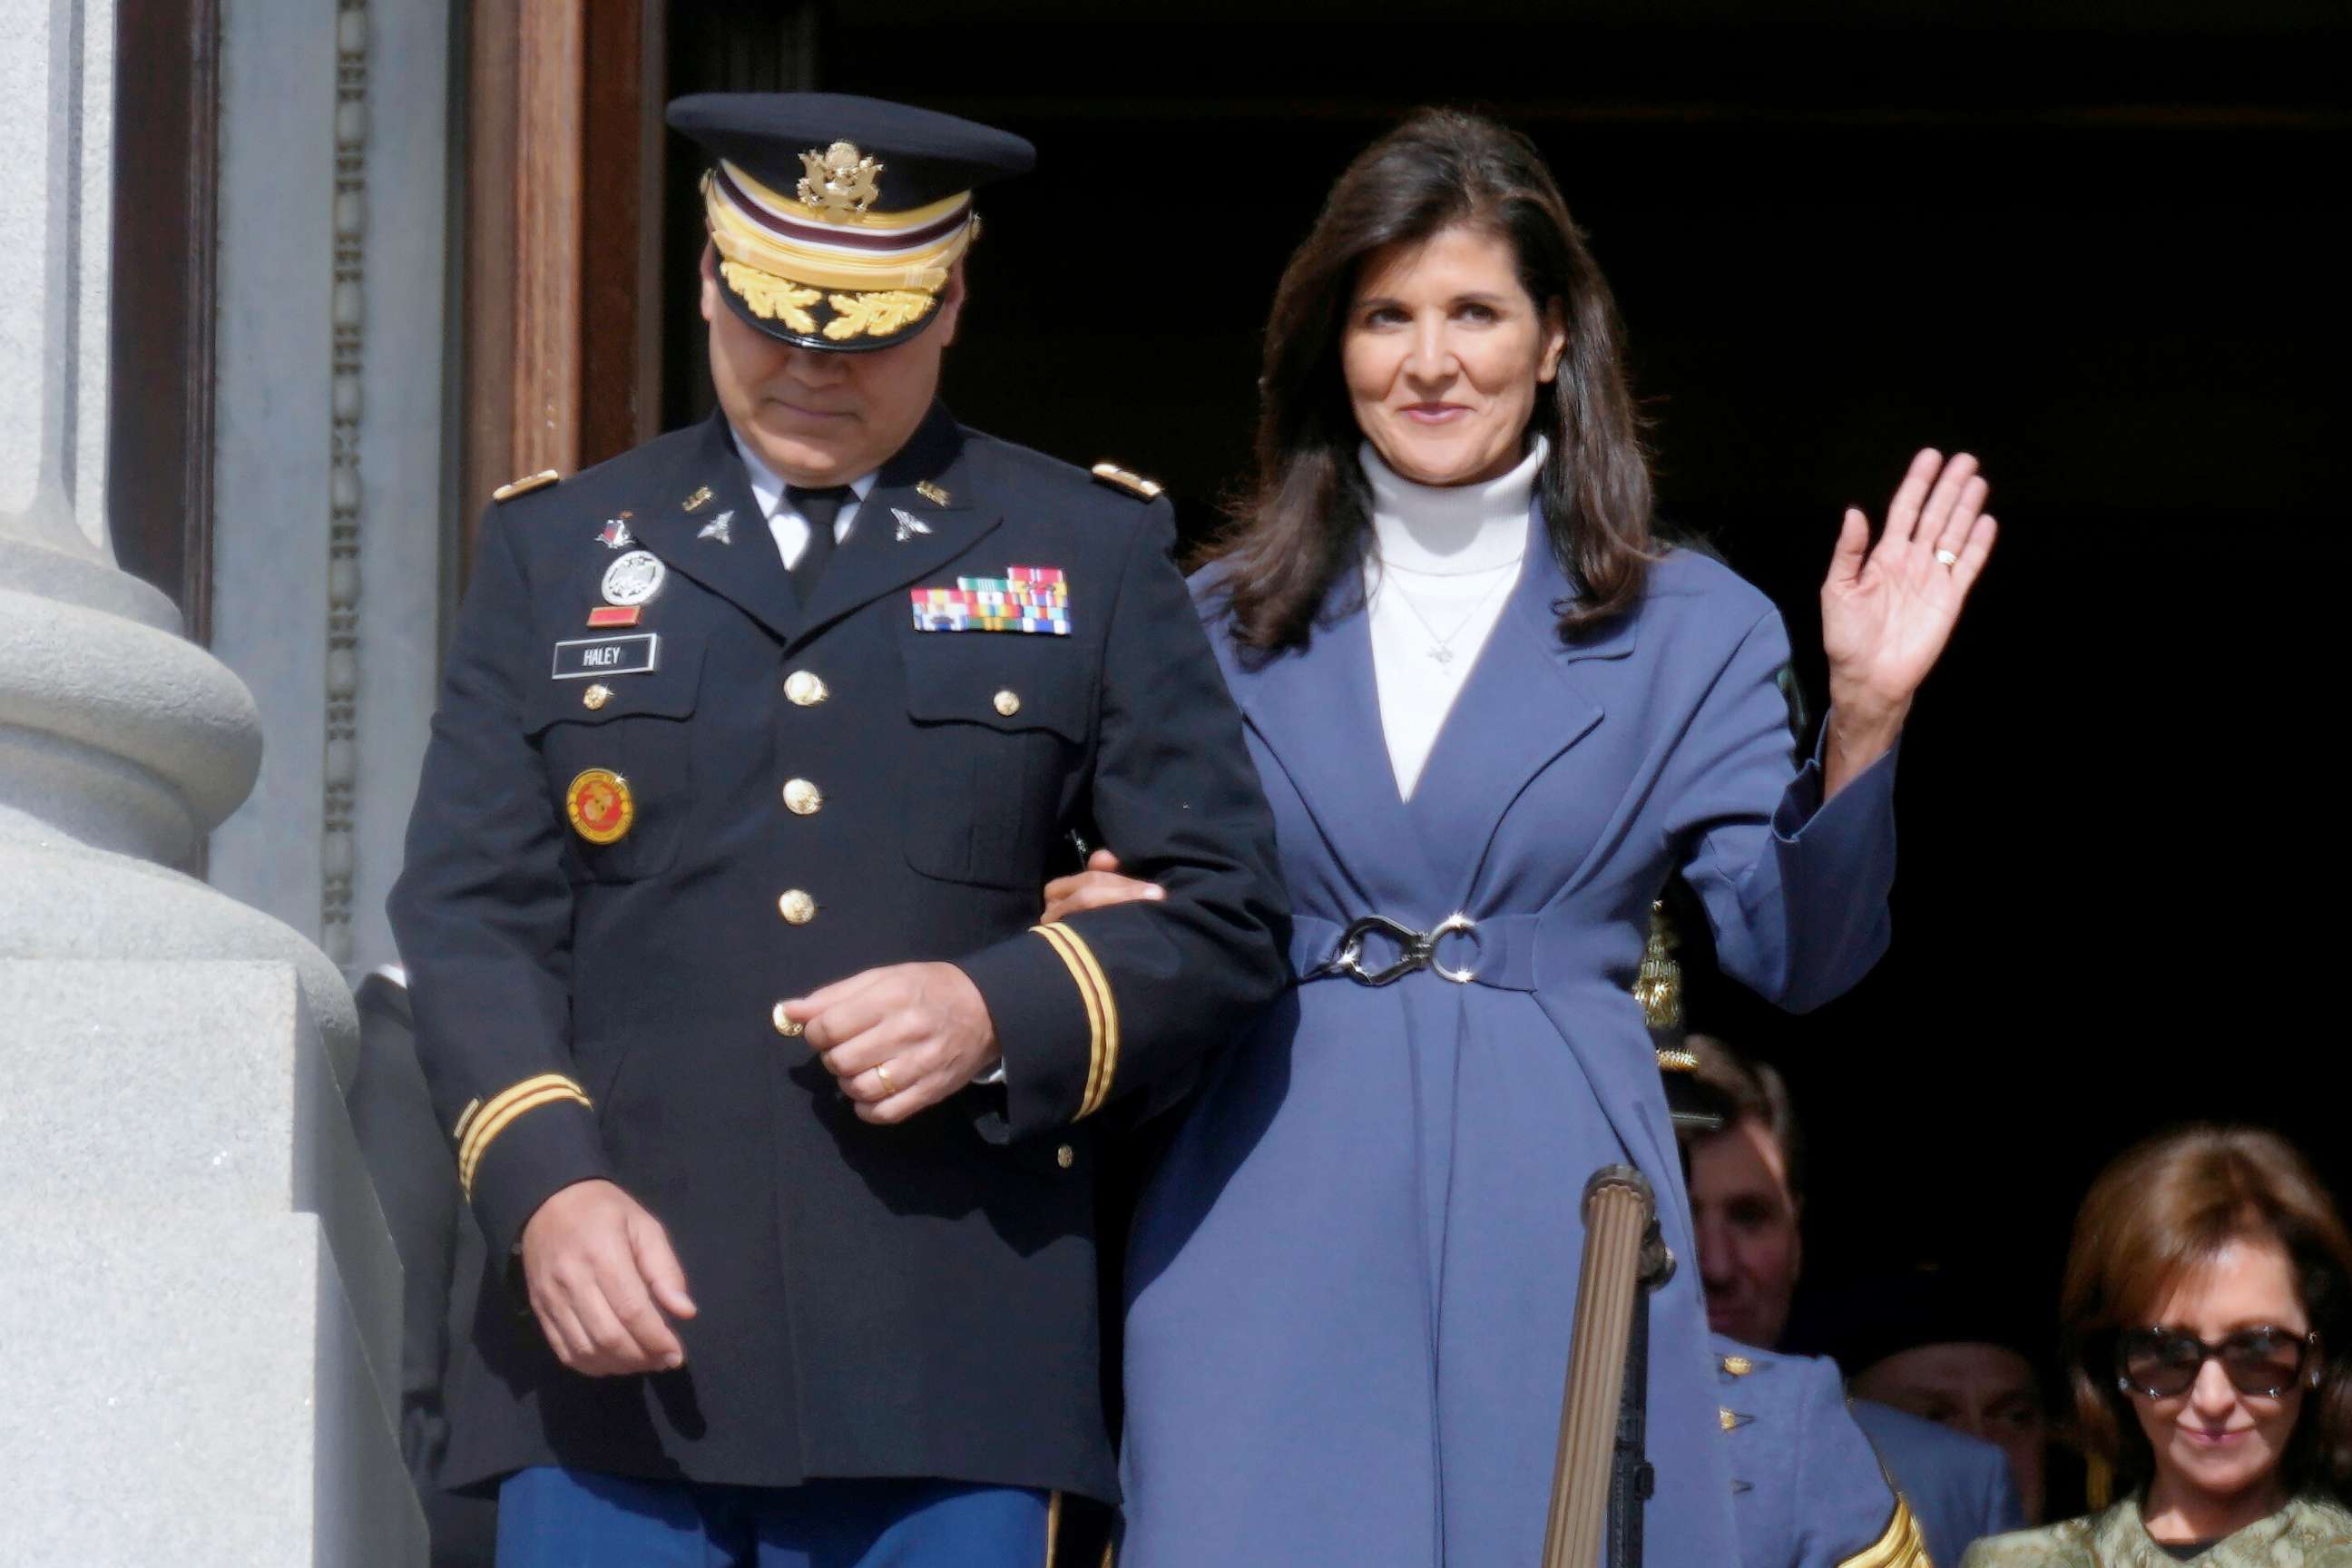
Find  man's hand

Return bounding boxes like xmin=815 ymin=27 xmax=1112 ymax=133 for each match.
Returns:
xmin=518 ymin=1178 xmax=698 ymax=1377
xmin=783 ymin=961 xmax=1000 ymax=1125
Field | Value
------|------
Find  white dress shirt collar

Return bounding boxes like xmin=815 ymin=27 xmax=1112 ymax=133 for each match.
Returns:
xmin=731 ymin=426 xmax=879 ymax=570
xmin=731 ymin=428 xmax=879 ymax=521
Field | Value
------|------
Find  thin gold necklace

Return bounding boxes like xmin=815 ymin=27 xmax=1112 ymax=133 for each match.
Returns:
xmin=1381 ymin=566 xmax=1514 ymax=666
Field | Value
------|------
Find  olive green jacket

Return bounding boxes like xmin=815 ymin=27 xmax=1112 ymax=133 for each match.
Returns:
xmin=1960 ymin=1494 xmax=2352 ymax=1568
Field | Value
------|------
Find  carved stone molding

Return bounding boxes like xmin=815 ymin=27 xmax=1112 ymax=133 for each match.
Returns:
xmin=322 ymin=0 xmax=368 ymax=964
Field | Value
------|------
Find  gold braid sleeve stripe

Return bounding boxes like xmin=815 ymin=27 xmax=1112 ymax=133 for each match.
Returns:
xmin=456 ymin=1073 xmax=592 ymax=1200
xmin=1029 ymin=925 xmax=1104 ymax=1115
xmin=1839 ymin=1498 xmax=1929 ymax=1568
xmin=453 ymin=1073 xmax=577 ymax=1149
xmin=1031 ymin=923 xmax=1120 ymax=1120
xmin=460 ymin=1084 xmax=592 ymax=1199
xmin=1045 ymin=922 xmax=1120 ymax=1117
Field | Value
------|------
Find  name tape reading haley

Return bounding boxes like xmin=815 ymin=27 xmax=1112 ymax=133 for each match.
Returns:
xmin=552 ymin=633 xmax=662 ymax=680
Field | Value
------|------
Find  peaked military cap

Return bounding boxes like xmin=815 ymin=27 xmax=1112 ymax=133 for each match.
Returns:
xmin=667 ymin=93 xmax=1036 ymax=353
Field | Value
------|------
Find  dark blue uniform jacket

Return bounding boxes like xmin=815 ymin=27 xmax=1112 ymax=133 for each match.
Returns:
xmin=388 ymin=405 xmax=1289 ymax=1499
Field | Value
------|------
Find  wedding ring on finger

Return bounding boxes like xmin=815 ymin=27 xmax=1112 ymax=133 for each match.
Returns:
xmin=875 ymin=1063 xmax=898 ymax=1096
xmin=1935 ymin=548 xmax=1959 ymax=568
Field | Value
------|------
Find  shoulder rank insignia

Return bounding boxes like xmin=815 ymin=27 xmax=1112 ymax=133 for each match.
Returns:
xmin=1090 ymin=461 xmax=1163 ymax=500
xmin=492 ymin=469 xmax=562 ymax=503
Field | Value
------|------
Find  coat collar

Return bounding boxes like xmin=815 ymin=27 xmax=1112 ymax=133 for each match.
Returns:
xmin=2089 ymin=1493 xmax=2352 ymax=1568
xmin=623 ymin=405 xmax=1000 ymax=648
xmin=1228 ymin=501 xmax=1640 ymax=912
xmin=1228 ymin=571 xmax=1447 ymax=912
xmin=1404 ymin=502 xmax=1638 ymax=906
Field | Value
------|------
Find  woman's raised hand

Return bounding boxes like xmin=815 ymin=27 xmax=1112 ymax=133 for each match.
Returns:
xmin=1041 ymin=848 xmax=1164 ymax=925
xmin=1818 ymin=449 xmax=1996 ymax=788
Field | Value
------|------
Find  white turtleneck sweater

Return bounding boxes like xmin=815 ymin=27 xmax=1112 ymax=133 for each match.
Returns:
xmin=1361 ymin=436 xmax=1547 ymax=799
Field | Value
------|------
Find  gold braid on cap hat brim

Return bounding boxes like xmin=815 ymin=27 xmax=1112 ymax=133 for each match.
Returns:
xmin=703 ymin=169 xmax=975 ymax=340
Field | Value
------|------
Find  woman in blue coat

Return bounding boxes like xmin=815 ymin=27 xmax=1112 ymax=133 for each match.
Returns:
xmin=1053 ymin=109 xmax=1996 ymax=1565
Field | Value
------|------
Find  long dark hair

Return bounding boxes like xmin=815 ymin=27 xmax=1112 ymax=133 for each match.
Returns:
xmin=2061 ymin=1126 xmax=2352 ymax=1499
xmin=1207 ymin=108 xmax=1656 ymax=654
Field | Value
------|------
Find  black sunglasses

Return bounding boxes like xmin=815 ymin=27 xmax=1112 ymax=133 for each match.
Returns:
xmin=2113 ymin=1326 xmax=2321 ymax=1400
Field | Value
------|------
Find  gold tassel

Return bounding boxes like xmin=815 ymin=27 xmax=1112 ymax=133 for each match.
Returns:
xmin=1634 ymin=900 xmax=1683 ymax=1033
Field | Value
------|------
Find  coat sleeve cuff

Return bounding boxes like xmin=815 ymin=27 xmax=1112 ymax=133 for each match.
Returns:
xmin=456 ymin=1078 xmax=612 ymax=1261
xmin=1772 ymin=727 xmax=1900 ymax=842
xmin=956 ymin=924 xmax=1114 ymax=1141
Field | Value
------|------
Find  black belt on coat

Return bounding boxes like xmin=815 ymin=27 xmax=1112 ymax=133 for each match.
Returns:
xmin=1290 ymin=911 xmax=1547 ymax=992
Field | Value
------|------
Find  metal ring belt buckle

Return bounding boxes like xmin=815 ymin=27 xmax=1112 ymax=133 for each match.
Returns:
xmin=1321 ymin=912 xmax=1479 ymax=985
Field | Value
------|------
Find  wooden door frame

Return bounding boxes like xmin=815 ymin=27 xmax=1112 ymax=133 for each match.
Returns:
xmin=460 ymin=0 xmax=665 ymax=556
xmin=108 ymin=0 xmax=222 ymax=639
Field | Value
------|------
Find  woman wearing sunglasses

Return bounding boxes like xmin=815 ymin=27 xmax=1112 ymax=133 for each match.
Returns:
xmin=1964 ymin=1127 xmax=2352 ymax=1566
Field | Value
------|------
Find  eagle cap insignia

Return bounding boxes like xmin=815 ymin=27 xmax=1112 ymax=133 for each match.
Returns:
xmin=798 ymin=141 xmax=883 ymax=220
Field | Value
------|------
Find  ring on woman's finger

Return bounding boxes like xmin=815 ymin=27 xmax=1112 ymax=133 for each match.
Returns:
xmin=875 ymin=1063 xmax=897 ymax=1095
xmin=1935 ymin=548 xmax=1959 ymax=568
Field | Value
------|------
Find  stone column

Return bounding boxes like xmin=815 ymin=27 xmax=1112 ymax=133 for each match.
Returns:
xmin=0 ymin=2 xmax=425 ymax=1560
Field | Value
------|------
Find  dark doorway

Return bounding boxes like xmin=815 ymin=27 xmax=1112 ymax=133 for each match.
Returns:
xmin=659 ymin=0 xmax=2350 ymax=1370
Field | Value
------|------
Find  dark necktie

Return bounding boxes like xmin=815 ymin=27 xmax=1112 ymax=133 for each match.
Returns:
xmin=785 ymin=485 xmax=854 ymax=603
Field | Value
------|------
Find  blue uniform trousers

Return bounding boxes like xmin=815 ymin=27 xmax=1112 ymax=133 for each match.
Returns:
xmin=496 ymin=1467 xmax=1052 ymax=1568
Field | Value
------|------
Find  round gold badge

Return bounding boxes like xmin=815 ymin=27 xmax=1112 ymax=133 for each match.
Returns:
xmin=565 ymin=769 xmax=634 ymax=845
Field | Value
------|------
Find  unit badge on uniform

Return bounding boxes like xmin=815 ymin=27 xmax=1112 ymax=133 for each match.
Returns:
xmin=597 ymin=516 xmax=634 ymax=550
xmin=890 ymin=507 xmax=933 ymax=542
xmin=697 ymin=510 xmax=734 ymax=545
xmin=566 ymin=769 xmax=634 ymax=845
xmin=910 ymin=566 xmax=1070 ymax=634
xmin=602 ymin=549 xmax=667 ymax=606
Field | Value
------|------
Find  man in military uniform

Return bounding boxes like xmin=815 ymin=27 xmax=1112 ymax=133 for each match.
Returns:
xmin=388 ymin=93 xmax=1289 ymax=1564
xmin=1714 ymin=1337 xmax=1933 ymax=1568
xmin=1665 ymin=1025 xmax=2025 ymax=1567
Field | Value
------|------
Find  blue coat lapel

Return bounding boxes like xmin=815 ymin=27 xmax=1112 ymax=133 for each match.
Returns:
xmin=1404 ymin=504 xmax=1638 ymax=908
xmin=1227 ymin=573 xmax=1446 ymax=912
